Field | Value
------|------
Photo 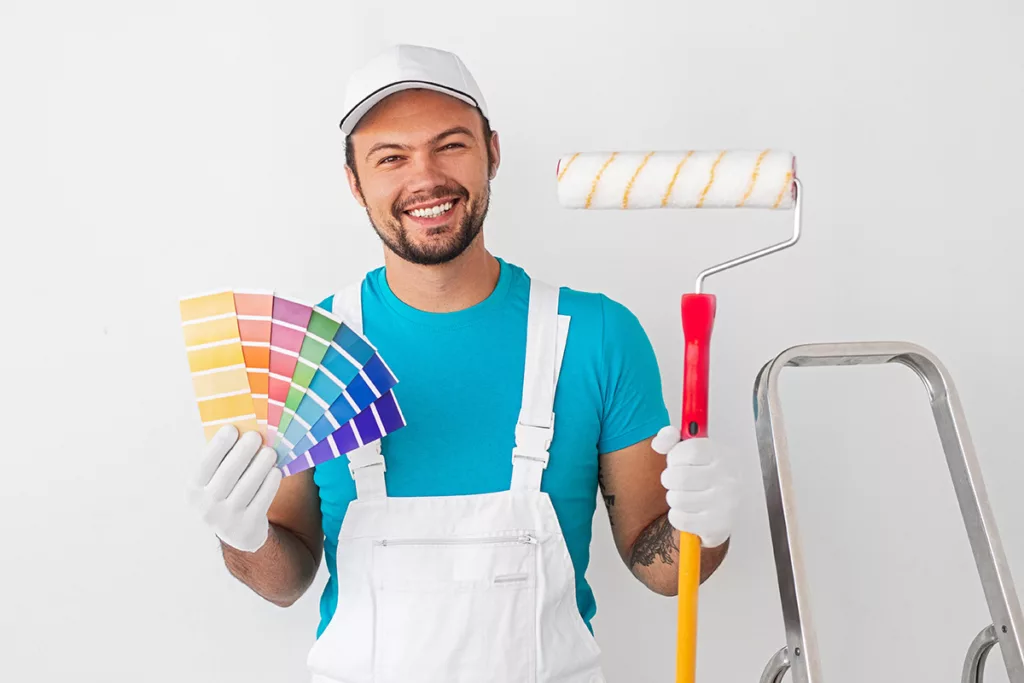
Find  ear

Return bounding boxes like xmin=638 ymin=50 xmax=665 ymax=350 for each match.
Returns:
xmin=487 ymin=130 xmax=501 ymax=180
xmin=344 ymin=164 xmax=366 ymax=207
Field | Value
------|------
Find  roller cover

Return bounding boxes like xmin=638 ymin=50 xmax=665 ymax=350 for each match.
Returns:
xmin=556 ymin=149 xmax=796 ymax=210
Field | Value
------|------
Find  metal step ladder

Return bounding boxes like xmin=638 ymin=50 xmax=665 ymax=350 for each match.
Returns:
xmin=752 ymin=342 xmax=1024 ymax=683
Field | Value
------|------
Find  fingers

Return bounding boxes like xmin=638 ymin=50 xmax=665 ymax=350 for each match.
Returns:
xmin=667 ymin=485 xmax=736 ymax=548
xmin=661 ymin=463 xmax=717 ymax=492
xmin=666 ymin=438 xmax=715 ymax=466
xmin=652 ymin=428 xmax=716 ymax=466
xmin=666 ymin=488 xmax=720 ymax=513
xmin=225 ymin=446 xmax=277 ymax=510
xmin=248 ymin=466 xmax=283 ymax=518
xmin=651 ymin=425 xmax=680 ymax=455
xmin=205 ymin=430 xmax=263 ymax=501
xmin=193 ymin=425 xmax=240 ymax=488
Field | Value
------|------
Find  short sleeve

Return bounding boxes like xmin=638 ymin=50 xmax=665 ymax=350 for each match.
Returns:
xmin=318 ymin=294 xmax=335 ymax=313
xmin=596 ymin=294 xmax=670 ymax=454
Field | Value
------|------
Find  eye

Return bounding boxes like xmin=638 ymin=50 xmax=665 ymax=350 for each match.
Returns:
xmin=377 ymin=155 xmax=402 ymax=166
xmin=440 ymin=142 xmax=465 ymax=151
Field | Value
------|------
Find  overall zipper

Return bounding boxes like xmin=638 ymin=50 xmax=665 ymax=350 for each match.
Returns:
xmin=376 ymin=533 xmax=537 ymax=548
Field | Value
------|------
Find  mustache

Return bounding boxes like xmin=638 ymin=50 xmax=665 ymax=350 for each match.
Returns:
xmin=392 ymin=184 xmax=470 ymax=216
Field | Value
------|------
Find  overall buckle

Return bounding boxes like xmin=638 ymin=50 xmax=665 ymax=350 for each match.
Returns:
xmin=346 ymin=442 xmax=386 ymax=478
xmin=512 ymin=419 xmax=554 ymax=469
xmin=347 ymin=459 xmax=385 ymax=478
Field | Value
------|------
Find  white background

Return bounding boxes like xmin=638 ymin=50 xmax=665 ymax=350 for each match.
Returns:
xmin=3 ymin=1 xmax=1023 ymax=681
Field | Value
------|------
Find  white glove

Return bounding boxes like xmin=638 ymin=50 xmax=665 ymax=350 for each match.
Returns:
xmin=652 ymin=426 xmax=738 ymax=548
xmin=187 ymin=425 xmax=283 ymax=552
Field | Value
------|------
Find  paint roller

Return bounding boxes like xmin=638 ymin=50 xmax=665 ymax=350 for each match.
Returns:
xmin=555 ymin=149 xmax=802 ymax=683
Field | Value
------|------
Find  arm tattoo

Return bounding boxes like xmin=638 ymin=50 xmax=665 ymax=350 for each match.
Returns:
xmin=629 ymin=515 xmax=677 ymax=568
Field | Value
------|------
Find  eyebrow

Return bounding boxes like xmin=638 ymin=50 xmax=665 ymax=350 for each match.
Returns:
xmin=365 ymin=126 xmax=477 ymax=162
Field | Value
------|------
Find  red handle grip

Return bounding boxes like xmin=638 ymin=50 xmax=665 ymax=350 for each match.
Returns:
xmin=681 ymin=293 xmax=717 ymax=440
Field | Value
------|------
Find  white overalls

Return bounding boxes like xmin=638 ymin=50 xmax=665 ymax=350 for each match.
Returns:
xmin=306 ymin=277 xmax=607 ymax=683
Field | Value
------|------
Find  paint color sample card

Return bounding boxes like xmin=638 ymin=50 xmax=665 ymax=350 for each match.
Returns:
xmin=266 ymin=296 xmax=313 ymax=444
xmin=273 ymin=324 xmax=387 ymax=461
xmin=180 ymin=291 xmax=258 ymax=441
xmin=277 ymin=353 xmax=398 ymax=463
xmin=280 ymin=391 xmax=406 ymax=477
xmin=233 ymin=291 xmax=273 ymax=440
xmin=274 ymin=307 xmax=342 ymax=445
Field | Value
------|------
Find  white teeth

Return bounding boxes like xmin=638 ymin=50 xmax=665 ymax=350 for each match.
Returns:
xmin=409 ymin=201 xmax=453 ymax=218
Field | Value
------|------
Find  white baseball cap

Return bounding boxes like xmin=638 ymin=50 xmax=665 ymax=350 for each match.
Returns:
xmin=339 ymin=44 xmax=490 ymax=135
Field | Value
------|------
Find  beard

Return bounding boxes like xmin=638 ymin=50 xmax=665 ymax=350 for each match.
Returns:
xmin=364 ymin=181 xmax=490 ymax=266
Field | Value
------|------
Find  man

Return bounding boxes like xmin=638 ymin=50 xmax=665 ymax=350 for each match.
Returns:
xmin=189 ymin=44 xmax=738 ymax=682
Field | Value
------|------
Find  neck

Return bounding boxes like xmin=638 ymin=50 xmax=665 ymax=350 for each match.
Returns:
xmin=382 ymin=236 xmax=500 ymax=313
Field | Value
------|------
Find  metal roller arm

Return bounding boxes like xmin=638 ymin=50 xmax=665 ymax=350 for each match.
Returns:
xmin=753 ymin=341 xmax=1024 ymax=683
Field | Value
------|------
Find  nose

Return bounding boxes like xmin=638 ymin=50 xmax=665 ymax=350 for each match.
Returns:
xmin=402 ymin=151 xmax=449 ymax=196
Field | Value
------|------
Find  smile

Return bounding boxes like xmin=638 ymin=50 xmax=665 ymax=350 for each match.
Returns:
xmin=403 ymin=198 xmax=459 ymax=219
xmin=409 ymin=202 xmax=453 ymax=218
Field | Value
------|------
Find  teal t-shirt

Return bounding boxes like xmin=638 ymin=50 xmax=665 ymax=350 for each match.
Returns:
xmin=312 ymin=258 xmax=669 ymax=637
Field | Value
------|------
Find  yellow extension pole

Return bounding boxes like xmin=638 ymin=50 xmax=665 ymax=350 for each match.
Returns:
xmin=676 ymin=533 xmax=701 ymax=683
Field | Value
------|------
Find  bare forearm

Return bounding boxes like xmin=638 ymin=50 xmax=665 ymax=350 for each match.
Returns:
xmin=220 ymin=523 xmax=320 ymax=607
xmin=628 ymin=513 xmax=729 ymax=596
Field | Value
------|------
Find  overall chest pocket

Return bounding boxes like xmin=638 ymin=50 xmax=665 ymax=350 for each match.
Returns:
xmin=371 ymin=532 xmax=539 ymax=683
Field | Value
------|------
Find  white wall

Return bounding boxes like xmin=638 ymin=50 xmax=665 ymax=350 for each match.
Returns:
xmin=3 ymin=1 xmax=1023 ymax=681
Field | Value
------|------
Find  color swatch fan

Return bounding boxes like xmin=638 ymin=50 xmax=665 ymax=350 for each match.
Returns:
xmin=180 ymin=289 xmax=407 ymax=477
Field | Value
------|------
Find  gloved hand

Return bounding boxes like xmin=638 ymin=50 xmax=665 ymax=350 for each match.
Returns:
xmin=187 ymin=425 xmax=282 ymax=552
xmin=652 ymin=426 xmax=738 ymax=548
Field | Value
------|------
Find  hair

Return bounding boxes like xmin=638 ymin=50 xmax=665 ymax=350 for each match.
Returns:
xmin=345 ymin=112 xmax=494 ymax=188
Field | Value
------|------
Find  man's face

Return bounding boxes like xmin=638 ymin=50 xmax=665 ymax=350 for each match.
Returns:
xmin=345 ymin=89 xmax=500 ymax=266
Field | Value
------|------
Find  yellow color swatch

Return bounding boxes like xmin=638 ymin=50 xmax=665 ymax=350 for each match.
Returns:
xmin=180 ymin=290 xmax=258 ymax=441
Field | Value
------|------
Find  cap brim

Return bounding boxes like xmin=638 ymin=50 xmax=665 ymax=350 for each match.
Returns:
xmin=339 ymin=80 xmax=480 ymax=134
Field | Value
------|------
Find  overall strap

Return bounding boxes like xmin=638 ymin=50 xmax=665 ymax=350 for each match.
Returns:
xmin=332 ymin=280 xmax=387 ymax=501
xmin=511 ymin=279 xmax=570 ymax=492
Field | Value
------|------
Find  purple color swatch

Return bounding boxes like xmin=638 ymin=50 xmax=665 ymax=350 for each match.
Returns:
xmin=280 ymin=391 xmax=406 ymax=477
